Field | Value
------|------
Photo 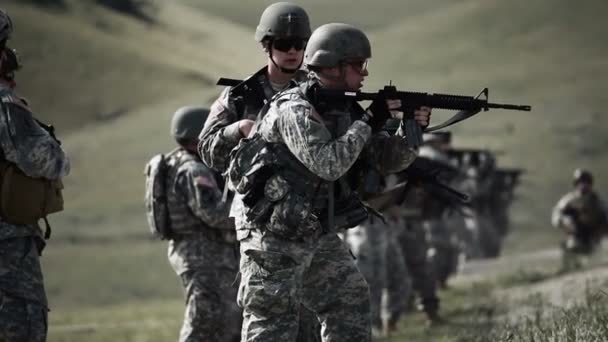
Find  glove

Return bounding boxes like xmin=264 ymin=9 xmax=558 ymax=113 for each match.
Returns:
xmin=364 ymin=97 xmax=391 ymax=132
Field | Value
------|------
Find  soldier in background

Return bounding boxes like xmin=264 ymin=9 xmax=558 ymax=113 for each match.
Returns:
xmin=379 ymin=182 xmax=412 ymax=336
xmin=455 ymin=149 xmax=502 ymax=258
xmin=343 ymin=217 xmax=387 ymax=337
xmin=487 ymin=168 xmax=523 ymax=239
xmin=397 ymin=187 xmax=443 ymax=325
xmin=0 ymin=9 xmax=70 ymax=341
xmin=552 ymin=169 xmax=607 ymax=271
xmin=419 ymin=132 xmax=462 ymax=288
xmin=165 ymin=107 xmax=241 ymax=342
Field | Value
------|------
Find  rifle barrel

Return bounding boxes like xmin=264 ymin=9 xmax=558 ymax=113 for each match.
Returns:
xmin=487 ymin=103 xmax=532 ymax=111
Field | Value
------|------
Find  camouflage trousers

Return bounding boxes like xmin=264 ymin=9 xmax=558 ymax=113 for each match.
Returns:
xmin=397 ymin=219 xmax=439 ymax=316
xmin=382 ymin=218 xmax=411 ymax=326
xmin=344 ymin=218 xmax=387 ymax=330
xmin=238 ymin=229 xmax=371 ymax=342
xmin=0 ymin=292 xmax=47 ymax=342
xmin=169 ymin=237 xmax=241 ymax=342
xmin=178 ymin=270 xmax=241 ymax=342
xmin=0 ymin=237 xmax=48 ymax=342
xmin=425 ymin=219 xmax=460 ymax=288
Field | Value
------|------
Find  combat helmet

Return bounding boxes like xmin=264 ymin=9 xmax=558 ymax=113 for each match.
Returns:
xmin=171 ymin=106 xmax=210 ymax=144
xmin=0 ymin=9 xmax=13 ymax=46
xmin=573 ymin=168 xmax=593 ymax=185
xmin=255 ymin=2 xmax=311 ymax=42
xmin=305 ymin=23 xmax=371 ymax=68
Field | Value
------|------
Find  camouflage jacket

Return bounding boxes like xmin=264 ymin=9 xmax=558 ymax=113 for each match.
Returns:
xmin=166 ymin=149 xmax=235 ymax=275
xmin=198 ymin=67 xmax=307 ymax=174
xmin=233 ymin=81 xmax=418 ymax=236
xmin=552 ymin=189 xmax=608 ymax=233
xmin=0 ymin=82 xmax=70 ymax=306
xmin=0 ymin=83 xmax=70 ymax=241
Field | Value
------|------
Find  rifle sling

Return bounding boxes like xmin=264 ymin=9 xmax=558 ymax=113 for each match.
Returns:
xmin=424 ymin=108 xmax=482 ymax=132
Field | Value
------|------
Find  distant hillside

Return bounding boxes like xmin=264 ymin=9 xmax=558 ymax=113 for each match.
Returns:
xmin=178 ymin=0 xmax=442 ymax=30
xmin=5 ymin=0 xmax=259 ymax=131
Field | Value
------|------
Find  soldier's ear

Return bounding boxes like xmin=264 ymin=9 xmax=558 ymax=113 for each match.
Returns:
xmin=261 ymin=40 xmax=271 ymax=53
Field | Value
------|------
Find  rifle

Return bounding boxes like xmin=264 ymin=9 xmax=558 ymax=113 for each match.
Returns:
xmin=314 ymin=86 xmax=531 ymax=147
xmin=366 ymin=157 xmax=470 ymax=213
xmin=398 ymin=157 xmax=470 ymax=205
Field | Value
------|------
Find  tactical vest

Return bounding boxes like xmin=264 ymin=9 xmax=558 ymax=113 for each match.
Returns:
xmin=228 ymin=81 xmax=370 ymax=240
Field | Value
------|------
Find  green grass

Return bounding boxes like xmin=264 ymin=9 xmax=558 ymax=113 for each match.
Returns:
xmin=455 ymin=289 xmax=608 ymax=342
xmin=43 ymin=240 xmax=181 ymax=309
xmin=49 ymin=299 xmax=184 ymax=342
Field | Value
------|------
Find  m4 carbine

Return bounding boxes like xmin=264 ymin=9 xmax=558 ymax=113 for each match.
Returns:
xmin=314 ymin=86 xmax=531 ymax=147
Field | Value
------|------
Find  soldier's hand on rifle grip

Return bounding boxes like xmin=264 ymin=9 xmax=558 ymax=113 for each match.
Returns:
xmin=387 ymin=99 xmax=404 ymax=119
xmin=414 ymin=106 xmax=432 ymax=129
xmin=365 ymin=97 xmax=391 ymax=132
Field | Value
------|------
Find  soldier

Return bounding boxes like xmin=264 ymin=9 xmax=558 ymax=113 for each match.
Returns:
xmin=419 ymin=132 xmax=461 ymax=288
xmin=552 ymin=169 xmax=607 ymax=271
xmin=457 ymin=149 xmax=502 ymax=258
xmin=391 ymin=162 xmax=444 ymax=325
xmin=0 ymin=9 xmax=70 ymax=341
xmin=380 ymin=209 xmax=412 ymax=336
xmin=343 ymin=172 xmax=412 ymax=337
xmin=397 ymin=211 xmax=443 ymax=325
xmin=198 ymin=4 xmax=321 ymax=341
xmin=230 ymin=23 xmax=431 ymax=341
xmin=165 ymin=107 xmax=241 ymax=342
xmin=199 ymin=2 xmax=312 ymax=174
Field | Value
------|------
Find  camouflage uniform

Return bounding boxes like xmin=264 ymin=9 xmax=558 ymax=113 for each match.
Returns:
xmin=552 ymin=188 xmax=607 ymax=270
xmin=0 ymin=82 xmax=70 ymax=341
xmin=165 ymin=149 xmax=241 ymax=342
xmin=234 ymin=78 xmax=418 ymax=341
xmin=198 ymin=71 xmax=323 ymax=342
xmin=381 ymin=217 xmax=411 ymax=332
xmin=343 ymin=217 xmax=387 ymax=331
xmin=398 ymin=219 xmax=440 ymax=320
xmin=419 ymin=144 xmax=461 ymax=287
xmin=456 ymin=150 xmax=501 ymax=259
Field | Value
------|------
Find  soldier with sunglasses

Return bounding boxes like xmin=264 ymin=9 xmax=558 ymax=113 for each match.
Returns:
xmin=198 ymin=2 xmax=321 ymax=341
xmin=199 ymin=2 xmax=311 ymax=173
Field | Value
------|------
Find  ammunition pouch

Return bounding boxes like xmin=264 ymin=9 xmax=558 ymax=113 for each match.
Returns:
xmin=0 ymin=160 xmax=64 ymax=225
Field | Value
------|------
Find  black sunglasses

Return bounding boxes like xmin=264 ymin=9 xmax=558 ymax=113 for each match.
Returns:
xmin=273 ymin=38 xmax=307 ymax=52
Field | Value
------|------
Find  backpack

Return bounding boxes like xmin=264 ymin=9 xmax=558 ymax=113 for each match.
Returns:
xmin=144 ymin=149 xmax=179 ymax=240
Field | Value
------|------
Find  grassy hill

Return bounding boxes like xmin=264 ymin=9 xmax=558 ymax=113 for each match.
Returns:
xmin=4 ymin=0 xmax=259 ymax=131
xmin=3 ymin=0 xmax=608 ymax=340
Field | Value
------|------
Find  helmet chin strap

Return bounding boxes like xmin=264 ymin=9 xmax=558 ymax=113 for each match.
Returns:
xmin=268 ymin=41 xmax=301 ymax=74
